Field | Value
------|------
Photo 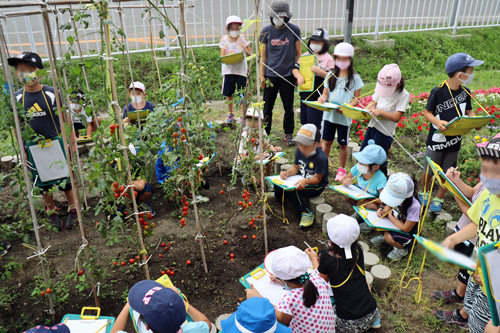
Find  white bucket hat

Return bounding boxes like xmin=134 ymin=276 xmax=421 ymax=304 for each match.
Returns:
xmin=245 ymin=108 xmax=264 ymax=119
xmin=226 ymin=15 xmax=243 ymax=27
xmin=264 ymin=246 xmax=311 ymax=280
xmin=333 ymin=42 xmax=354 ymax=57
xmin=327 ymin=214 xmax=360 ymax=259
xmin=380 ymin=172 xmax=414 ymax=207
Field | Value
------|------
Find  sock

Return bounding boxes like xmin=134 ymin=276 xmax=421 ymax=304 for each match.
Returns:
xmin=452 ymin=289 xmax=465 ymax=300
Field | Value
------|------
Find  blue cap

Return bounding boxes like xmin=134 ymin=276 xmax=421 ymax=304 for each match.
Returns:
xmin=353 ymin=139 xmax=387 ymax=165
xmin=445 ymin=52 xmax=483 ymax=74
xmin=25 ymin=324 xmax=70 ymax=333
xmin=221 ymin=298 xmax=291 ymax=333
xmin=128 ymin=280 xmax=186 ymax=333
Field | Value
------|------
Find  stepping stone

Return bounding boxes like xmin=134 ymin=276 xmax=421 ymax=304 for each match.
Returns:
xmin=446 ymin=221 xmax=457 ymax=236
xmin=436 ymin=212 xmax=453 ymax=223
xmin=322 ymin=212 xmax=337 ymax=234
xmin=0 ymin=156 xmax=15 ymax=170
xmin=309 ymin=196 xmax=325 ymax=216
xmin=365 ymin=271 xmax=374 ymax=289
xmin=274 ymin=157 xmax=289 ymax=174
xmin=359 ymin=240 xmax=369 ymax=253
xmin=210 ymin=322 xmax=217 ymax=333
xmin=215 ymin=314 xmax=232 ymax=331
xmin=364 ymin=252 xmax=379 ymax=271
xmin=370 ymin=264 xmax=392 ymax=291
xmin=294 ymin=108 xmax=301 ymax=119
xmin=316 ymin=203 xmax=332 ymax=228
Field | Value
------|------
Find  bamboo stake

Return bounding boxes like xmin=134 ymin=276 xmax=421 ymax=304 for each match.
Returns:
xmin=40 ymin=6 xmax=100 ymax=307
xmin=100 ymin=2 xmax=150 ymax=279
xmin=147 ymin=10 xmax=158 ymax=106
xmin=0 ymin=21 xmax=56 ymax=321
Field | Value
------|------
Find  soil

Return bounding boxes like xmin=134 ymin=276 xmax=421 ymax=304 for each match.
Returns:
xmin=0 ymin=124 xmax=462 ymax=333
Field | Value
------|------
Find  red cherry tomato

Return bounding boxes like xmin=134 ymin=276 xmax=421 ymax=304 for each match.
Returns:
xmin=129 ymin=259 xmax=135 ymax=264
xmin=230 ymin=253 xmax=235 ymax=258
xmin=223 ymin=240 xmax=228 ymax=245
xmin=186 ymin=260 xmax=191 ymax=265
xmin=121 ymin=261 xmax=126 ymax=266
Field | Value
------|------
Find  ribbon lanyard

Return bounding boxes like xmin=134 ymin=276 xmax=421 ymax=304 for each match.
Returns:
xmin=22 ymin=86 xmax=61 ymax=137
xmin=330 ymin=250 xmax=365 ymax=288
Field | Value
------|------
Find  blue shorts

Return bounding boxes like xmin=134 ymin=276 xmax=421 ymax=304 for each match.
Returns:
xmin=222 ymin=74 xmax=247 ymax=97
xmin=322 ymin=120 xmax=350 ymax=146
xmin=361 ymin=127 xmax=393 ymax=153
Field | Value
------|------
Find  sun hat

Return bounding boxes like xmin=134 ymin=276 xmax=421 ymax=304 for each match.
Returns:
xmin=310 ymin=28 xmax=329 ymax=42
xmin=477 ymin=133 xmax=500 ymax=158
xmin=352 ymin=139 xmax=387 ymax=165
xmin=445 ymin=52 xmax=484 ymax=74
xmin=8 ymin=51 xmax=43 ymax=69
xmin=264 ymin=245 xmax=311 ymax=280
xmin=129 ymin=81 xmax=146 ymax=93
xmin=128 ymin=280 xmax=186 ymax=333
xmin=292 ymin=123 xmax=320 ymax=146
xmin=375 ymin=64 xmax=402 ymax=97
xmin=25 ymin=324 xmax=70 ymax=333
xmin=327 ymin=214 xmax=360 ymax=259
xmin=269 ymin=0 xmax=293 ymax=18
xmin=245 ymin=108 xmax=264 ymax=119
xmin=226 ymin=15 xmax=243 ymax=27
xmin=221 ymin=298 xmax=292 ymax=333
xmin=333 ymin=42 xmax=354 ymax=57
xmin=380 ymin=172 xmax=414 ymax=207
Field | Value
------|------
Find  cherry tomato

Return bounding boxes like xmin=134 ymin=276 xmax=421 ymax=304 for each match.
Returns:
xmin=181 ymin=128 xmax=187 ymax=133
xmin=252 ymin=235 xmax=256 ymax=239
xmin=161 ymin=242 xmax=166 ymax=247
xmin=230 ymin=253 xmax=235 ymax=258
xmin=121 ymin=261 xmax=126 ymax=266
xmin=186 ymin=260 xmax=191 ymax=265
xmin=112 ymin=182 xmax=118 ymax=188
xmin=113 ymin=261 xmax=118 ymax=266
xmin=110 ymin=124 xmax=116 ymax=131
xmin=223 ymin=240 xmax=228 ymax=245
xmin=173 ymin=132 xmax=179 ymax=138
xmin=129 ymin=259 xmax=135 ymax=264
xmin=78 ymin=270 xmax=84 ymax=275
xmin=46 ymin=288 xmax=51 ymax=294
xmin=159 ymin=254 xmax=163 ymax=258
xmin=220 ymin=190 xmax=224 ymax=195
xmin=161 ymin=270 xmax=166 ymax=275
xmin=243 ymin=235 xmax=247 ymax=239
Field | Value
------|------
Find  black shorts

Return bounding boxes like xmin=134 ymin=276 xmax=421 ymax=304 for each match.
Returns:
xmin=222 ymin=74 xmax=247 ymax=97
xmin=37 ymin=178 xmax=72 ymax=194
xmin=322 ymin=120 xmax=350 ymax=146
xmin=454 ymin=241 xmax=474 ymax=284
xmin=73 ymin=122 xmax=86 ymax=132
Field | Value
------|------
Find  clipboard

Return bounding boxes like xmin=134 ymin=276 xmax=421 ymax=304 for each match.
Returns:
xmin=354 ymin=206 xmax=408 ymax=234
xmin=77 ymin=135 xmax=93 ymax=144
xmin=62 ymin=307 xmax=114 ymax=333
xmin=339 ymin=103 xmax=383 ymax=121
xmin=221 ymin=52 xmax=244 ymax=64
xmin=263 ymin=151 xmax=285 ymax=165
xmin=478 ymin=241 xmax=500 ymax=326
xmin=302 ymin=100 xmax=341 ymax=112
xmin=127 ymin=110 xmax=151 ymax=121
xmin=297 ymin=54 xmax=316 ymax=92
xmin=195 ymin=152 xmax=216 ymax=168
xmin=266 ymin=175 xmax=317 ymax=191
xmin=414 ymin=235 xmax=477 ymax=271
xmin=437 ymin=116 xmax=494 ymax=136
xmin=26 ymin=137 xmax=70 ymax=187
xmin=426 ymin=157 xmax=472 ymax=206
xmin=330 ymin=184 xmax=376 ymax=200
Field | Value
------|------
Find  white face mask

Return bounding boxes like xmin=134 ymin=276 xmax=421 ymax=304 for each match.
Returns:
xmin=273 ymin=18 xmax=284 ymax=27
xmin=70 ymin=103 xmax=81 ymax=111
xmin=131 ymin=95 xmax=143 ymax=104
xmin=459 ymin=72 xmax=474 ymax=85
xmin=310 ymin=43 xmax=322 ymax=53
xmin=357 ymin=163 xmax=369 ymax=174
xmin=229 ymin=30 xmax=240 ymax=38
xmin=336 ymin=60 xmax=351 ymax=70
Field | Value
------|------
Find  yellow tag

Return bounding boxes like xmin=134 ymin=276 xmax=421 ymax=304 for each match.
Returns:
xmin=272 ymin=179 xmax=284 ymax=185
xmin=250 ymin=267 xmax=266 ymax=280
xmin=358 ymin=207 xmax=368 ymax=219
xmin=80 ymin=307 xmax=100 ymax=320
xmin=38 ymin=139 xmax=53 ymax=148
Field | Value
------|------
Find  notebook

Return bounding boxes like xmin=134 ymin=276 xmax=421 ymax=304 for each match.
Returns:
xmin=437 ymin=116 xmax=494 ymax=136
xmin=478 ymin=241 xmax=500 ymax=326
xmin=354 ymin=206 xmax=407 ymax=233
xmin=330 ymin=184 xmax=376 ymax=200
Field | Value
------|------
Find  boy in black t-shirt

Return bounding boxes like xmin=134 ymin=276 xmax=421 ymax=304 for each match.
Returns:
xmin=274 ymin=124 xmax=329 ymax=228
xmin=421 ymin=52 xmax=483 ymax=213
xmin=8 ymin=52 xmax=77 ymax=231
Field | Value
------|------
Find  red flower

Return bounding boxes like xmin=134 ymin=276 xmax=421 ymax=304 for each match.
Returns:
xmin=418 ymin=126 xmax=423 ymax=131
xmin=423 ymin=123 xmax=428 ymax=127
xmin=414 ymin=119 xmax=419 ymax=124
xmin=359 ymin=135 xmax=365 ymax=141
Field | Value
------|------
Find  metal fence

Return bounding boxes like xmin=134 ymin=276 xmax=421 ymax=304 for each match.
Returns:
xmin=1 ymin=0 xmax=500 ymax=60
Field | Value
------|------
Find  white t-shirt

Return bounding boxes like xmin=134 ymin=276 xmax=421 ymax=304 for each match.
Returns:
xmin=70 ymin=108 xmax=93 ymax=125
xmin=368 ymin=89 xmax=410 ymax=136
xmin=219 ymin=35 xmax=250 ymax=77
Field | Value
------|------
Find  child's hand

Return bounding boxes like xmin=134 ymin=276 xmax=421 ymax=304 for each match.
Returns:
xmin=318 ymin=96 xmax=326 ymax=104
xmin=280 ymin=171 xmax=288 ymax=180
xmin=445 ymin=167 xmax=461 ymax=182
xmin=437 ymin=120 xmax=449 ymax=132
xmin=294 ymin=179 xmax=308 ymax=191
xmin=245 ymin=284 xmax=263 ymax=299
xmin=260 ymin=74 xmax=266 ymax=89
xmin=305 ymin=248 xmax=318 ymax=260
xmin=272 ymin=146 xmax=282 ymax=152
xmin=311 ymin=65 xmax=321 ymax=74
xmin=370 ymin=109 xmax=382 ymax=117
xmin=341 ymin=176 xmax=351 ymax=186
xmin=297 ymin=76 xmax=305 ymax=86
xmin=472 ymin=273 xmax=483 ymax=286
xmin=376 ymin=205 xmax=391 ymax=217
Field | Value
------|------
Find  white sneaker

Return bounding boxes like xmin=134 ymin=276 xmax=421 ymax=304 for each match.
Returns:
xmin=387 ymin=247 xmax=408 ymax=261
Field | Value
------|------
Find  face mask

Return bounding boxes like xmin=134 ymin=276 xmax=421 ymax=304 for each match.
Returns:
xmin=70 ymin=103 xmax=81 ymax=111
xmin=459 ymin=72 xmax=474 ymax=85
xmin=336 ymin=60 xmax=351 ymax=70
xmin=18 ymin=71 xmax=39 ymax=85
xmin=131 ymin=95 xmax=143 ymax=104
xmin=310 ymin=43 xmax=322 ymax=53
xmin=229 ymin=30 xmax=240 ymax=38
xmin=272 ymin=18 xmax=284 ymax=27
xmin=357 ymin=163 xmax=369 ymax=174
xmin=480 ymin=174 xmax=500 ymax=195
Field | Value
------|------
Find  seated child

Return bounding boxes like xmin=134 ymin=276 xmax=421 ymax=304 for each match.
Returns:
xmin=246 ymin=245 xmax=335 ymax=333
xmin=370 ymin=173 xmax=421 ymax=261
xmin=221 ymin=297 xmax=291 ymax=333
xmin=69 ymin=89 xmax=101 ymax=138
xmin=274 ymin=124 xmax=328 ymax=228
xmin=24 ymin=324 xmax=70 ymax=333
xmin=239 ymin=108 xmax=282 ymax=176
xmin=123 ymin=82 xmax=155 ymax=125
xmin=317 ymin=214 xmax=380 ymax=332
xmin=111 ymin=280 xmax=211 ymax=333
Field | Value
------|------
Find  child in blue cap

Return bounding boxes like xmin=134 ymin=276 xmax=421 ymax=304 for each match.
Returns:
xmin=341 ymin=140 xmax=387 ymax=232
xmin=24 ymin=324 xmax=70 ymax=333
xmin=421 ymin=52 xmax=483 ymax=213
xmin=111 ymin=280 xmax=211 ymax=333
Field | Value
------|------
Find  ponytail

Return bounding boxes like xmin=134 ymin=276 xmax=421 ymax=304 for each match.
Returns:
xmin=287 ymin=273 xmax=319 ymax=308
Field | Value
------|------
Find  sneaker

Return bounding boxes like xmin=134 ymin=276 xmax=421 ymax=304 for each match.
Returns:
xmin=433 ymin=309 xmax=468 ymax=326
xmin=0 ymin=241 xmax=11 ymax=257
xmin=431 ymin=289 xmax=464 ymax=304
xmin=193 ymin=195 xmax=210 ymax=204
xmin=284 ymin=133 xmax=296 ymax=147
xmin=225 ymin=114 xmax=235 ymax=124
xmin=370 ymin=234 xmax=386 ymax=246
xmin=387 ymin=247 xmax=408 ymax=261
xmin=145 ymin=203 xmax=156 ymax=217
xmin=360 ymin=222 xmax=372 ymax=233
xmin=419 ymin=191 xmax=429 ymax=206
xmin=49 ymin=212 xmax=63 ymax=231
xmin=350 ymin=212 xmax=364 ymax=223
xmin=430 ymin=197 xmax=444 ymax=213
xmin=371 ymin=312 xmax=381 ymax=329
xmin=300 ymin=212 xmax=314 ymax=228
xmin=67 ymin=209 xmax=78 ymax=230
xmin=335 ymin=167 xmax=347 ymax=182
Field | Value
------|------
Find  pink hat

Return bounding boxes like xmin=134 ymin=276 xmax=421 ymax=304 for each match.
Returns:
xmin=375 ymin=64 xmax=402 ymax=97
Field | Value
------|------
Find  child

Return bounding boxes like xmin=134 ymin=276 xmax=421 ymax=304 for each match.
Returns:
xmin=421 ymin=52 xmax=483 ymax=213
xmin=239 ymin=108 xmax=282 ymax=175
xmin=363 ymin=64 xmax=410 ymax=155
xmin=246 ymin=245 xmax=335 ymax=332
xmin=370 ymin=173 xmax=421 ymax=261
xmin=123 ymin=82 xmax=155 ymax=125
xmin=295 ymin=28 xmax=334 ymax=130
xmin=111 ymin=280 xmax=211 ymax=333
xmin=432 ymin=165 xmax=485 ymax=327
xmin=69 ymin=89 xmax=101 ymax=138
xmin=24 ymin=324 xmax=70 ymax=333
xmin=220 ymin=15 xmax=252 ymax=124
xmin=318 ymin=42 xmax=364 ymax=181
xmin=317 ymin=214 xmax=380 ymax=332
xmin=274 ymin=124 xmax=328 ymax=228
xmin=442 ymin=135 xmax=500 ymax=333
xmin=221 ymin=297 xmax=291 ymax=333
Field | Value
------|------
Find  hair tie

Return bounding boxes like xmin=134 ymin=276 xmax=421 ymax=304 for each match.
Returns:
xmin=298 ymin=272 xmax=310 ymax=284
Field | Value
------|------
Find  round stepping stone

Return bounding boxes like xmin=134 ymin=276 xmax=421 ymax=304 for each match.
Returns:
xmin=274 ymin=157 xmax=289 ymax=174
xmin=436 ymin=212 xmax=453 ymax=223
xmin=322 ymin=212 xmax=337 ymax=234
xmin=294 ymin=108 xmax=301 ymax=119
xmin=446 ymin=221 xmax=457 ymax=236
xmin=0 ymin=156 xmax=15 ymax=171
xmin=364 ymin=252 xmax=380 ymax=271
xmin=365 ymin=271 xmax=374 ymax=289
xmin=370 ymin=264 xmax=392 ymax=291
xmin=215 ymin=313 xmax=232 ymax=331
xmin=309 ymin=196 xmax=325 ymax=216
xmin=316 ymin=203 xmax=332 ymax=227
xmin=210 ymin=322 xmax=217 ymax=333
xmin=359 ymin=240 xmax=369 ymax=253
